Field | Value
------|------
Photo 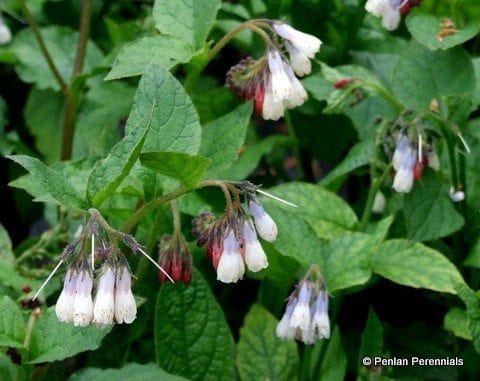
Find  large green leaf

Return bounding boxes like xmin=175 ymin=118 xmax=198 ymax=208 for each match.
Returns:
xmin=390 ymin=41 xmax=475 ymax=110
xmin=444 ymin=307 xmax=471 ymax=340
xmin=370 ymin=239 xmax=464 ymax=294
xmin=153 ymin=0 xmax=221 ymax=50
xmin=154 ymin=270 xmax=235 ymax=380
xmin=105 ymin=36 xmax=194 ymax=80
xmin=403 ymin=171 xmax=464 ymax=241
xmin=358 ymin=309 xmax=383 ymax=362
xmin=0 ymin=296 xmax=26 ymax=348
xmin=236 ymin=304 xmax=299 ymax=381
xmin=8 ymin=154 xmax=88 ymax=210
xmin=406 ymin=13 xmax=480 ymax=51
xmin=10 ymin=26 xmax=103 ymax=91
xmin=199 ymin=102 xmax=252 ymax=178
xmin=27 ymin=307 xmax=112 ymax=364
xmin=454 ymin=282 xmax=480 ymax=352
xmin=140 ymin=152 xmax=209 ymax=189
xmin=70 ymin=363 xmax=187 ymax=381
xmin=319 ymin=327 xmax=347 ymax=381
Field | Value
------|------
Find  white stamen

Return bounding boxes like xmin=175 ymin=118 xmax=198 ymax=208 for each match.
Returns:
xmin=456 ymin=131 xmax=471 ymax=154
xmin=33 ymin=258 xmax=65 ymax=300
xmin=137 ymin=247 xmax=174 ymax=283
xmin=418 ymin=134 xmax=423 ymax=162
xmin=255 ymin=189 xmax=298 ymax=208
xmin=91 ymin=234 xmax=95 ymax=272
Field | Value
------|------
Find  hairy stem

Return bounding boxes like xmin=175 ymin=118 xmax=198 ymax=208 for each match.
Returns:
xmin=171 ymin=200 xmax=182 ymax=235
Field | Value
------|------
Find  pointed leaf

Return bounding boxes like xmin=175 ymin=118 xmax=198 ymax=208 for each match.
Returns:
xmin=0 ymin=296 xmax=26 ymax=348
xmin=70 ymin=363 xmax=187 ymax=381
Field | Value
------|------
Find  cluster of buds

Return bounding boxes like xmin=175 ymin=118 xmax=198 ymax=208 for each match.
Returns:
xmin=365 ymin=0 xmax=422 ymax=31
xmin=158 ymin=234 xmax=193 ymax=285
xmin=226 ymin=20 xmax=322 ymax=120
xmin=193 ymin=182 xmax=279 ymax=283
xmin=276 ymin=266 xmax=330 ymax=345
xmin=391 ymin=131 xmax=439 ymax=193
xmin=0 ymin=14 xmax=11 ymax=45
xmin=56 ymin=261 xmax=136 ymax=327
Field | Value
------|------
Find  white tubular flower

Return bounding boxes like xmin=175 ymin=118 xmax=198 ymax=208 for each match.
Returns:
xmin=283 ymin=64 xmax=308 ymax=109
xmin=267 ymin=49 xmax=293 ymax=102
xmin=450 ymin=187 xmax=465 ymax=203
xmin=55 ymin=268 xmax=77 ymax=323
xmin=93 ymin=267 xmax=116 ymax=326
xmin=381 ymin=6 xmax=401 ymax=31
xmin=393 ymin=149 xmax=415 ymax=193
xmin=243 ymin=220 xmax=268 ymax=272
xmin=276 ymin=298 xmax=297 ymax=340
xmin=249 ymin=201 xmax=278 ymax=242
xmin=0 ymin=16 xmax=12 ymax=45
xmin=300 ymin=323 xmax=316 ymax=345
xmin=312 ymin=290 xmax=330 ymax=339
xmin=285 ymin=41 xmax=312 ymax=77
xmin=73 ymin=271 xmax=94 ymax=327
xmin=392 ymin=134 xmax=411 ymax=171
xmin=290 ymin=282 xmax=312 ymax=330
xmin=427 ymin=147 xmax=440 ymax=171
xmin=114 ymin=266 xmax=137 ymax=324
xmin=273 ymin=22 xmax=322 ymax=59
xmin=372 ymin=191 xmax=386 ymax=214
xmin=365 ymin=0 xmax=387 ymax=17
xmin=262 ymin=78 xmax=285 ymax=121
xmin=365 ymin=0 xmax=401 ymax=31
xmin=217 ymin=230 xmax=245 ymax=283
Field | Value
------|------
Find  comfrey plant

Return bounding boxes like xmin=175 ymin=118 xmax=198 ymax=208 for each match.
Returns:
xmin=225 ymin=20 xmax=321 ymax=120
xmin=277 ymin=266 xmax=330 ymax=345
xmin=193 ymin=181 xmax=285 ymax=283
xmin=35 ymin=209 xmax=171 ymax=327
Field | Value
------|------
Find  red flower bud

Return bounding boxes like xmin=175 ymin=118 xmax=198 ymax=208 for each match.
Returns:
xmin=413 ymin=161 xmax=425 ymax=180
xmin=254 ymin=85 xmax=265 ymax=114
xmin=171 ymin=255 xmax=183 ymax=282
xmin=334 ymin=78 xmax=355 ymax=89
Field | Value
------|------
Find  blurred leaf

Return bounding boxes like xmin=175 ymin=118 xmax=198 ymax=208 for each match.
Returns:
xmin=70 ymin=363 xmax=187 ymax=381
xmin=8 ymin=154 xmax=88 ymax=210
xmin=236 ymin=304 xmax=299 ymax=381
xmin=371 ymin=239 xmax=464 ymax=294
xmin=153 ymin=0 xmax=222 ymax=50
xmin=406 ymin=13 xmax=480 ymax=51
xmin=444 ymin=307 xmax=472 ymax=340
xmin=0 ymin=296 xmax=26 ymax=348
xmin=358 ymin=308 xmax=383 ymax=362
xmin=27 ymin=307 xmax=112 ymax=364
xmin=10 ymin=26 xmax=103 ymax=91
xmin=391 ymin=41 xmax=475 ymax=111
xmin=140 ymin=152 xmax=209 ymax=189
xmin=0 ymin=224 xmax=13 ymax=262
xmin=199 ymin=102 xmax=252 ymax=178
xmin=0 ymin=353 xmax=23 ymax=381
xmin=404 ymin=171 xmax=464 ymax=242
xmin=105 ymin=36 xmax=194 ymax=80
xmin=454 ymin=282 xmax=480 ymax=352
xmin=154 ymin=270 xmax=235 ymax=380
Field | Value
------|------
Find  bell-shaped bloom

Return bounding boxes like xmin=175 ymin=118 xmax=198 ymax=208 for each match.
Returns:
xmin=267 ymin=49 xmax=293 ymax=102
xmin=217 ymin=231 xmax=245 ymax=283
xmin=285 ymin=41 xmax=312 ymax=77
xmin=55 ymin=268 xmax=78 ymax=323
xmin=290 ymin=282 xmax=312 ymax=330
xmin=249 ymin=201 xmax=278 ymax=242
xmin=243 ymin=220 xmax=268 ymax=272
xmin=93 ymin=267 xmax=116 ymax=326
xmin=276 ymin=298 xmax=297 ymax=340
xmin=73 ymin=271 xmax=94 ymax=327
xmin=114 ymin=266 xmax=137 ymax=324
xmin=283 ymin=63 xmax=308 ymax=109
xmin=392 ymin=148 xmax=416 ymax=193
xmin=273 ymin=22 xmax=322 ymax=59
xmin=262 ymin=78 xmax=285 ymax=121
xmin=365 ymin=0 xmax=401 ymax=31
xmin=312 ymin=290 xmax=330 ymax=339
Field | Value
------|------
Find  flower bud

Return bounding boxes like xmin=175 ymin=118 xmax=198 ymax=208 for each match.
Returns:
xmin=372 ymin=191 xmax=386 ymax=214
xmin=249 ymin=201 xmax=278 ymax=242
xmin=114 ymin=266 xmax=137 ymax=324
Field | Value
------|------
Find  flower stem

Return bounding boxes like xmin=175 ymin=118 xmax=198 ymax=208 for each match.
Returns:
xmin=23 ymin=308 xmax=42 ymax=350
xmin=171 ymin=199 xmax=182 ymax=235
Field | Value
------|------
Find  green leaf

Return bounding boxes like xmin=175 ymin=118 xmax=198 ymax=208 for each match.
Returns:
xmin=358 ymin=309 xmax=384 ymax=362
xmin=403 ymin=171 xmax=464 ymax=241
xmin=105 ymin=36 xmax=194 ymax=80
xmin=0 ymin=353 xmax=23 ymax=381
xmin=140 ymin=152 xmax=209 ymax=189
xmin=70 ymin=363 xmax=187 ymax=381
xmin=199 ymin=102 xmax=252 ymax=178
xmin=320 ymin=140 xmax=375 ymax=186
xmin=153 ymin=0 xmax=222 ymax=50
xmin=0 ymin=260 xmax=42 ymax=294
xmin=0 ymin=296 xmax=26 ymax=348
xmin=453 ymin=282 xmax=480 ymax=352
xmin=370 ymin=239 xmax=464 ymax=294
xmin=27 ymin=307 xmax=112 ymax=364
xmin=154 ymin=270 xmax=235 ymax=380
xmin=391 ymin=41 xmax=475 ymax=110
xmin=444 ymin=307 xmax=472 ymax=340
xmin=236 ymin=304 xmax=299 ymax=381
xmin=8 ymin=154 xmax=88 ymax=210
xmin=10 ymin=26 xmax=103 ymax=91
xmin=406 ymin=13 xmax=480 ymax=51
xmin=262 ymin=182 xmax=358 ymax=239
xmin=0 ymin=224 xmax=13 ymax=262
xmin=319 ymin=327 xmax=347 ymax=381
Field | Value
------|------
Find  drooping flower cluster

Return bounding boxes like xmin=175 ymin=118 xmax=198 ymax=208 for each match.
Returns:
xmin=0 ymin=14 xmax=11 ymax=45
xmin=158 ymin=234 xmax=193 ymax=285
xmin=193 ymin=183 xmax=279 ymax=283
xmin=226 ymin=21 xmax=322 ymax=120
xmin=391 ymin=131 xmax=439 ymax=193
xmin=276 ymin=267 xmax=330 ymax=345
xmin=365 ymin=0 xmax=421 ymax=31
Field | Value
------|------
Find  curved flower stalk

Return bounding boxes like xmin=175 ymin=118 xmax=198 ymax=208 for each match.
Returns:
xmin=277 ymin=266 xmax=330 ymax=345
xmin=225 ymin=20 xmax=321 ymax=120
